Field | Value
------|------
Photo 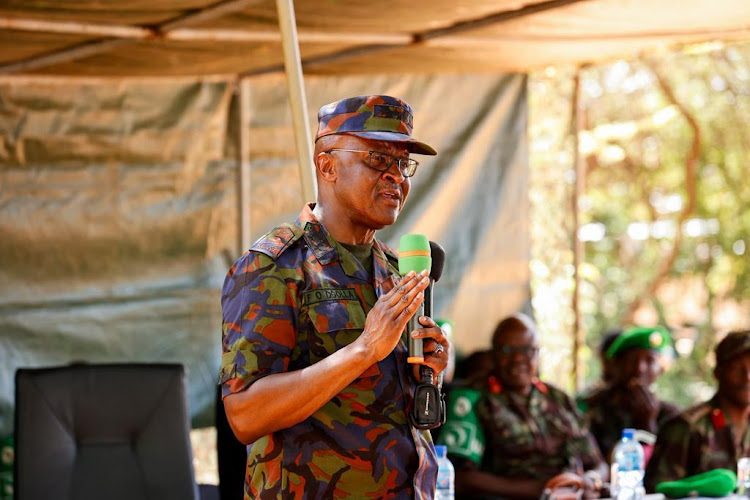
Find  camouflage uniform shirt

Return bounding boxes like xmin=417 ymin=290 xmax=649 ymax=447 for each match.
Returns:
xmin=581 ymin=386 xmax=680 ymax=460
xmin=220 ymin=204 xmax=438 ymax=499
xmin=446 ymin=377 xmax=603 ymax=482
xmin=644 ymin=395 xmax=750 ymax=491
xmin=575 ymin=382 xmax=607 ymax=414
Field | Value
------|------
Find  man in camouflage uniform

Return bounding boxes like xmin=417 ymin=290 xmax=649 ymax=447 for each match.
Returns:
xmin=582 ymin=326 xmax=679 ymax=462
xmin=575 ymin=328 xmax=622 ymax=413
xmin=439 ymin=314 xmax=606 ymax=499
xmin=644 ymin=329 xmax=750 ymax=492
xmin=220 ymin=95 xmax=450 ymax=499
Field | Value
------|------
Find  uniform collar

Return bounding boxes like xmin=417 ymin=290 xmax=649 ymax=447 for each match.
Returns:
xmin=297 ymin=203 xmax=398 ymax=295
xmin=297 ymin=204 xmax=338 ymax=266
xmin=486 ymin=376 xmax=548 ymax=396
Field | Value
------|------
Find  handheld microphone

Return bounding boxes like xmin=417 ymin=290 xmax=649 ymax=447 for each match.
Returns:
xmin=398 ymin=234 xmax=431 ymax=364
xmin=399 ymin=234 xmax=447 ymax=430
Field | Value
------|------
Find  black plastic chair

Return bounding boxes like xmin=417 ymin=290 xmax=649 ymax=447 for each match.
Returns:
xmin=14 ymin=363 xmax=199 ymax=500
xmin=215 ymin=384 xmax=246 ymax=500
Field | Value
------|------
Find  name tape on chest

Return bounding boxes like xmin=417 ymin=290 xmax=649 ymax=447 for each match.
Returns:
xmin=304 ymin=288 xmax=359 ymax=305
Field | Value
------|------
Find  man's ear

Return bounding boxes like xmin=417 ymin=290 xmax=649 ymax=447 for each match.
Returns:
xmin=316 ymin=152 xmax=337 ymax=181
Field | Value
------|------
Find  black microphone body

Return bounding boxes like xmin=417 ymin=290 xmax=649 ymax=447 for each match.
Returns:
xmin=424 ymin=240 xmax=445 ymax=317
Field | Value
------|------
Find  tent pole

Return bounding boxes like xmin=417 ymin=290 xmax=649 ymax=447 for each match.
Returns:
xmin=238 ymin=78 xmax=252 ymax=252
xmin=275 ymin=0 xmax=317 ymax=202
xmin=571 ymin=66 xmax=586 ymax=392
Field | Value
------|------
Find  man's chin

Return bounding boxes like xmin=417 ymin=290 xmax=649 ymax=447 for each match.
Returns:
xmin=627 ymin=378 xmax=654 ymax=389
xmin=734 ymin=388 xmax=750 ymax=406
xmin=367 ymin=207 xmax=400 ymax=228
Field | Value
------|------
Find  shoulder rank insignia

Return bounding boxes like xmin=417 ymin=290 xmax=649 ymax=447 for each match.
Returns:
xmin=532 ymin=377 xmax=548 ymax=394
xmin=251 ymin=223 xmax=303 ymax=260
xmin=487 ymin=375 xmax=502 ymax=395
xmin=711 ymin=407 xmax=727 ymax=430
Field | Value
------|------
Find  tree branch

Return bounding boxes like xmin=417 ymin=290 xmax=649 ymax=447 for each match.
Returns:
xmin=623 ymin=60 xmax=701 ymax=323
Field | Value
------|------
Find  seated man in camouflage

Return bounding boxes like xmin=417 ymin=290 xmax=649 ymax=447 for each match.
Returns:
xmin=644 ymin=329 xmax=750 ymax=492
xmin=583 ymin=325 xmax=679 ymax=462
xmin=439 ymin=313 xmax=607 ymax=499
xmin=576 ymin=328 xmax=622 ymax=413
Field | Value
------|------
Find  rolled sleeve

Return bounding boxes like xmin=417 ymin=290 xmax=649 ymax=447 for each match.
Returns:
xmin=220 ymin=251 xmax=299 ymax=397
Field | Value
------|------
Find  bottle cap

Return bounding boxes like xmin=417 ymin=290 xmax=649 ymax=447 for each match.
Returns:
xmin=435 ymin=444 xmax=447 ymax=458
xmin=622 ymin=428 xmax=636 ymax=440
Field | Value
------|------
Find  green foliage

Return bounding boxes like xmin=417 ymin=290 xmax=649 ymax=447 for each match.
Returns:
xmin=530 ymin=41 xmax=750 ymax=408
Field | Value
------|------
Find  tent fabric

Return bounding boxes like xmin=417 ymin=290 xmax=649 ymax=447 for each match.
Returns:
xmin=0 ymin=72 xmax=528 ymax=434
xmin=1 ymin=0 xmax=749 ymax=77
xmin=0 ymin=78 xmax=237 ymax=435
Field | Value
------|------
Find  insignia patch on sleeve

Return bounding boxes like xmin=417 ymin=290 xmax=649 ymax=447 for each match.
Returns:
xmin=437 ymin=387 xmax=485 ymax=465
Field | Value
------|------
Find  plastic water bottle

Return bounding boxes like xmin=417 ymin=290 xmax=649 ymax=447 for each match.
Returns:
xmin=612 ymin=428 xmax=645 ymax=500
xmin=435 ymin=444 xmax=455 ymax=500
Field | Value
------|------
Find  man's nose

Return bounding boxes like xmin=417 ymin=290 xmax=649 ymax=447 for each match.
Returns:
xmin=381 ymin=161 xmax=407 ymax=183
xmin=636 ymin=359 xmax=649 ymax=374
xmin=509 ymin=349 xmax=527 ymax=362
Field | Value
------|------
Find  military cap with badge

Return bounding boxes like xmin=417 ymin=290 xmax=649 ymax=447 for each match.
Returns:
xmin=605 ymin=325 xmax=671 ymax=359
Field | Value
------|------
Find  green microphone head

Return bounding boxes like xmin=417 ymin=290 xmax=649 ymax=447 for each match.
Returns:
xmin=398 ymin=234 xmax=431 ymax=276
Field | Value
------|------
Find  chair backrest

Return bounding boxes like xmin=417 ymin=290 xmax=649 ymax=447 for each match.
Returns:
xmin=14 ymin=363 xmax=198 ymax=500
xmin=215 ymin=384 xmax=246 ymax=500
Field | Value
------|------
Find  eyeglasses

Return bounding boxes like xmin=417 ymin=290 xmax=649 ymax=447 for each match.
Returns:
xmin=324 ymin=149 xmax=419 ymax=178
xmin=494 ymin=345 xmax=540 ymax=357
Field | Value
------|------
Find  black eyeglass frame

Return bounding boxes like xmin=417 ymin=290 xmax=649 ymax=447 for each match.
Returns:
xmin=324 ymin=148 xmax=419 ymax=178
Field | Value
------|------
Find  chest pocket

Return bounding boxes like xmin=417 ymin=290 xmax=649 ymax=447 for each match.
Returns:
xmin=305 ymin=289 xmax=379 ymax=376
xmin=485 ymin=399 xmax=537 ymax=456
xmin=497 ymin=419 xmax=537 ymax=454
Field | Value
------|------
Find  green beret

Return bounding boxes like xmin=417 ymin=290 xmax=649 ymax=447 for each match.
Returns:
xmin=656 ymin=468 xmax=736 ymax=498
xmin=605 ymin=325 xmax=670 ymax=359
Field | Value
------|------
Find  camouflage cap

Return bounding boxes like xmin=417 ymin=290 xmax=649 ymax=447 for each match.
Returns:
xmin=715 ymin=329 xmax=750 ymax=365
xmin=315 ymin=95 xmax=437 ymax=155
xmin=605 ymin=325 xmax=670 ymax=359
